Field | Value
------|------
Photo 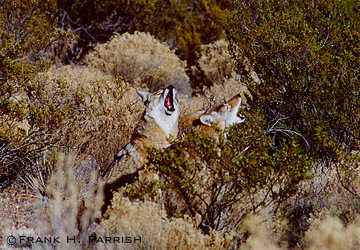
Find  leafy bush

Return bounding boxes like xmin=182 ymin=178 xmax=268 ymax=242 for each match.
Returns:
xmin=0 ymin=0 xmax=63 ymax=186
xmin=130 ymin=109 xmax=312 ymax=234
xmin=0 ymin=0 xmax=58 ymax=60
xmin=86 ymin=31 xmax=191 ymax=96
xmin=226 ymin=0 xmax=360 ymax=160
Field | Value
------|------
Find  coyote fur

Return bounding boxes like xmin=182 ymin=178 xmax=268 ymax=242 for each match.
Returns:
xmin=102 ymin=85 xmax=180 ymax=188
xmin=162 ymin=94 xmax=246 ymax=220
xmin=183 ymin=94 xmax=245 ymax=138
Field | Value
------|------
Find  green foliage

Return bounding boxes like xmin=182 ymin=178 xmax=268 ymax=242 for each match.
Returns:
xmin=57 ymin=0 xmax=229 ymax=68
xmin=226 ymin=0 xmax=360 ymax=160
xmin=0 ymin=0 xmax=58 ymax=59
xmin=0 ymin=0 xmax=67 ymax=186
xmin=141 ymin=110 xmax=312 ymax=233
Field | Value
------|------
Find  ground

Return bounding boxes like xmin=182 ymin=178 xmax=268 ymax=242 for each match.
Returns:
xmin=0 ymin=182 xmax=38 ymax=245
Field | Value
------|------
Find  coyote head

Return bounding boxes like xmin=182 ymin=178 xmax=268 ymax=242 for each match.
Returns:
xmin=199 ymin=94 xmax=245 ymax=130
xmin=137 ymin=85 xmax=180 ymax=138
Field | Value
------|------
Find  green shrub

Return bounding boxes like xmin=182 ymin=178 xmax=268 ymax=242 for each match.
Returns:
xmin=131 ymin=109 xmax=312 ymax=233
xmin=0 ymin=0 xmax=62 ymax=186
xmin=226 ymin=0 xmax=360 ymax=161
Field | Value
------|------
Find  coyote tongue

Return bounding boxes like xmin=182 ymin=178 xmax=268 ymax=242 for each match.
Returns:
xmin=165 ymin=89 xmax=174 ymax=111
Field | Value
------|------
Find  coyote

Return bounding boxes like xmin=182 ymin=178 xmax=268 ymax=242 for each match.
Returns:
xmin=182 ymin=94 xmax=245 ymax=138
xmin=161 ymin=94 xmax=246 ymax=220
xmin=102 ymin=85 xmax=180 ymax=188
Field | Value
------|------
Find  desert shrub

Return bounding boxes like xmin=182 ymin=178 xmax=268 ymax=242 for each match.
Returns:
xmin=0 ymin=0 xmax=77 ymax=63
xmin=56 ymin=0 xmax=230 ymax=67
xmin=101 ymin=191 xmax=224 ymax=249
xmin=39 ymin=65 xmax=145 ymax=167
xmin=270 ymin=149 xmax=360 ymax=247
xmin=0 ymin=0 xmax=69 ymax=187
xmin=224 ymin=212 xmax=360 ymax=250
xmin=1 ymin=58 xmax=144 ymax=186
xmin=0 ymin=0 xmax=58 ymax=60
xmin=303 ymin=216 xmax=360 ymax=250
xmin=227 ymin=1 xmax=360 ymax=246
xmin=237 ymin=214 xmax=283 ymax=250
xmin=196 ymin=40 xmax=235 ymax=85
xmin=192 ymin=39 xmax=261 ymax=90
xmin=86 ymin=31 xmax=191 ymax=96
xmin=32 ymin=153 xmax=104 ymax=250
xmin=227 ymin=0 xmax=360 ymax=161
xmin=130 ymin=108 xmax=312 ymax=235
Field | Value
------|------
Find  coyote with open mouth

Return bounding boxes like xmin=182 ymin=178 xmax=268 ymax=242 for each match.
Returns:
xmin=102 ymin=85 xmax=180 ymax=190
xmin=183 ymin=94 xmax=246 ymax=139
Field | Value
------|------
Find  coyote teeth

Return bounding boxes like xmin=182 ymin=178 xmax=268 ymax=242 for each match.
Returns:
xmin=102 ymin=85 xmax=180 ymax=189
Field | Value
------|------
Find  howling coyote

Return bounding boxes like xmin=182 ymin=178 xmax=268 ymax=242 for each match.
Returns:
xmin=183 ymin=94 xmax=245 ymax=138
xmin=102 ymin=85 xmax=180 ymax=188
xmin=159 ymin=94 xmax=247 ymax=218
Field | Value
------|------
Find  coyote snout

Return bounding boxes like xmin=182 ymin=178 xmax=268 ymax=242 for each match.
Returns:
xmin=199 ymin=94 xmax=245 ymax=129
xmin=183 ymin=94 xmax=245 ymax=138
xmin=102 ymin=85 xmax=180 ymax=185
xmin=137 ymin=85 xmax=179 ymax=138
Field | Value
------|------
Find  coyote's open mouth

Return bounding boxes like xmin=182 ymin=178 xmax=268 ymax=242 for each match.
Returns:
xmin=164 ymin=86 xmax=175 ymax=115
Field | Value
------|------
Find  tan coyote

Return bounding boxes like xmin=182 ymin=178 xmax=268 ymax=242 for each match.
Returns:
xmin=160 ymin=94 xmax=247 ymax=219
xmin=183 ymin=94 xmax=245 ymax=138
xmin=102 ymin=85 xmax=180 ymax=190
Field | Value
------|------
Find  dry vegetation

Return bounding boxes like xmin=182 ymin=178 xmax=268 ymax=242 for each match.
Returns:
xmin=178 ymin=39 xmax=255 ymax=136
xmin=86 ymin=31 xmax=191 ymax=96
xmin=101 ymin=192 xmax=224 ymax=249
xmin=39 ymin=64 xmax=145 ymax=167
xmin=1 ymin=2 xmax=360 ymax=248
xmin=195 ymin=39 xmax=261 ymax=87
xmin=3 ymin=154 xmax=360 ymax=249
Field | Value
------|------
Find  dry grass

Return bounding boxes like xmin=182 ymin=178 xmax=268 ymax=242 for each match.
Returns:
xmin=101 ymin=191 xmax=224 ymax=250
xmin=39 ymin=64 xmax=145 ymax=168
xmin=193 ymin=39 xmax=261 ymax=87
xmin=224 ymin=211 xmax=360 ymax=250
xmin=32 ymin=153 xmax=103 ymax=249
xmin=304 ymin=216 xmax=360 ymax=250
xmin=196 ymin=39 xmax=235 ymax=85
xmin=238 ymin=214 xmax=284 ymax=250
xmin=2 ymin=102 xmax=359 ymax=250
xmin=2 ymin=150 xmax=356 ymax=250
xmin=0 ymin=152 xmax=104 ymax=249
xmin=86 ymin=31 xmax=191 ymax=96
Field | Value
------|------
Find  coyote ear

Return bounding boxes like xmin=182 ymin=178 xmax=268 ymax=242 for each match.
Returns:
xmin=237 ymin=97 xmax=242 ymax=109
xmin=200 ymin=113 xmax=216 ymax=126
xmin=137 ymin=90 xmax=150 ymax=103
xmin=233 ymin=96 xmax=242 ymax=113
